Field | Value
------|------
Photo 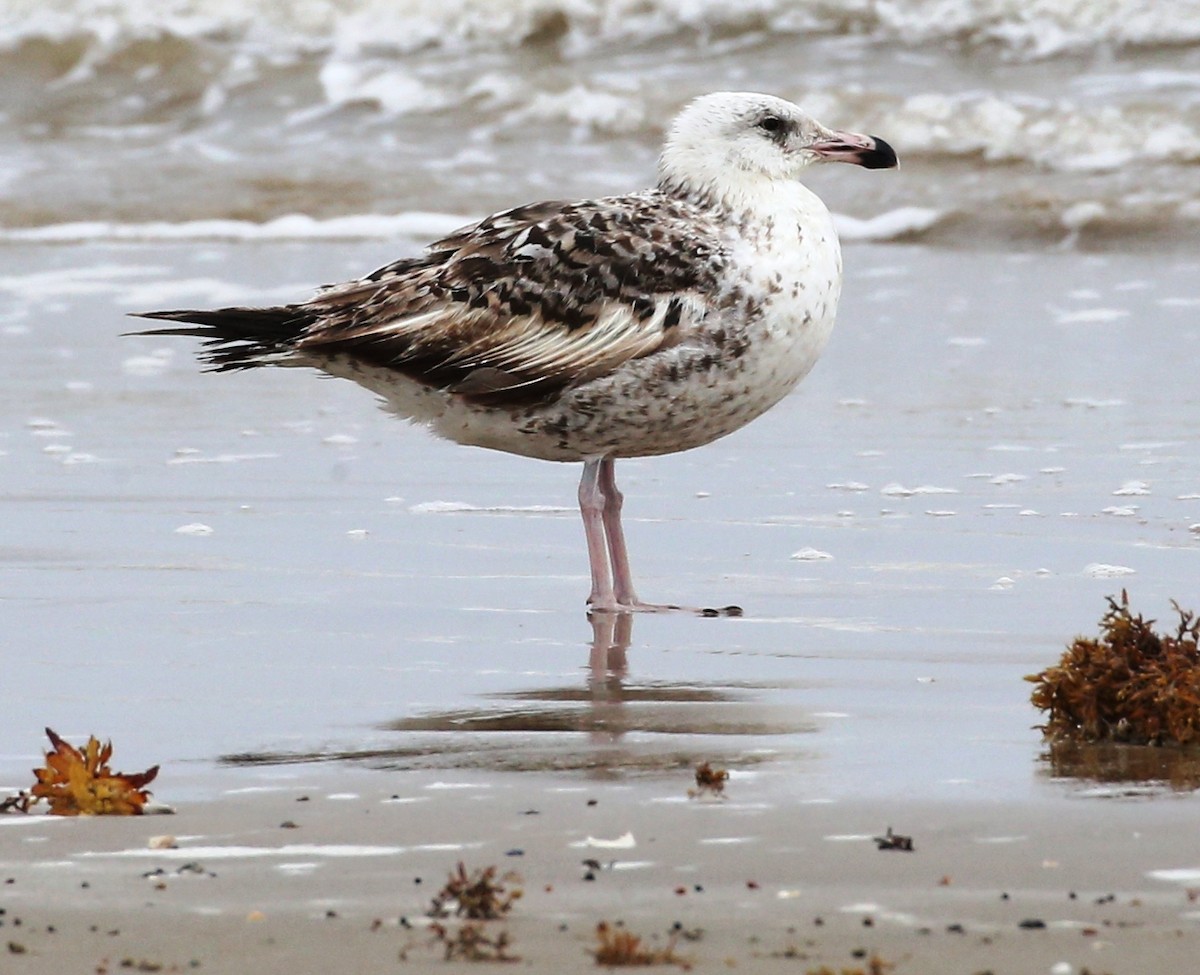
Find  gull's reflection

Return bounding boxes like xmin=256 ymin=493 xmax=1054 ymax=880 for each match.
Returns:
xmin=587 ymin=610 xmax=631 ymax=682
xmin=581 ymin=611 xmax=634 ymax=753
xmin=221 ymin=611 xmax=814 ymax=775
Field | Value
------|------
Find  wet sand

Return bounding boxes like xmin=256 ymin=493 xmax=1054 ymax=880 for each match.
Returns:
xmin=2 ymin=241 xmax=1200 ymax=971
xmin=3 ymin=768 xmax=1200 ymax=974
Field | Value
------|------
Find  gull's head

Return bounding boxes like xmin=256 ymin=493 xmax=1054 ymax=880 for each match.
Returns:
xmin=658 ymin=91 xmax=897 ymax=206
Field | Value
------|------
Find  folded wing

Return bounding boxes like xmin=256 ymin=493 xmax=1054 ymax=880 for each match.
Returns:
xmin=295 ymin=195 xmax=726 ymax=403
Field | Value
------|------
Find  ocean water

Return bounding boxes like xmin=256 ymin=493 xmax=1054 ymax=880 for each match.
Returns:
xmin=1 ymin=0 xmax=1198 ymax=246
xmin=1 ymin=1 xmax=1199 ymax=798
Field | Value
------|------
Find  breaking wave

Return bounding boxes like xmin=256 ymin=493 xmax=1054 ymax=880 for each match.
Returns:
xmin=1 ymin=0 xmax=1197 ymax=247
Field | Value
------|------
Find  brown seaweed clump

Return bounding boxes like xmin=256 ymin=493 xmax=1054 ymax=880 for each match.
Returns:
xmin=591 ymin=922 xmax=689 ymax=969
xmin=423 ymin=864 xmax=522 ymax=963
xmin=429 ymin=921 xmax=519 ymax=963
xmin=800 ymin=959 xmax=892 ymax=975
xmin=428 ymin=862 xmax=522 ymax=920
xmin=1027 ymin=592 xmax=1200 ymax=745
xmin=687 ymin=761 xmax=729 ymax=799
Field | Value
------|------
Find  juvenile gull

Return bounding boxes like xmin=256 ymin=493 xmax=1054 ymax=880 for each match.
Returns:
xmin=133 ymin=91 xmax=897 ymax=613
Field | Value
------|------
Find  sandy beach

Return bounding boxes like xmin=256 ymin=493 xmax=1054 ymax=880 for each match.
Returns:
xmin=3 ymin=2 xmax=1200 ymax=971
xmin=5 ymin=767 xmax=1200 ymax=974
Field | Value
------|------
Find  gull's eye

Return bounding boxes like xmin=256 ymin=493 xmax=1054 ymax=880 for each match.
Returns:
xmin=758 ymin=115 xmax=784 ymax=134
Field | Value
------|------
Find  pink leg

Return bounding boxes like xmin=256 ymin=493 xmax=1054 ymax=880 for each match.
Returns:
xmin=578 ymin=459 xmax=616 ymax=610
xmin=576 ymin=459 xmax=741 ymax=615
xmin=578 ymin=458 xmax=679 ymax=613
xmin=598 ymin=458 xmax=639 ymax=606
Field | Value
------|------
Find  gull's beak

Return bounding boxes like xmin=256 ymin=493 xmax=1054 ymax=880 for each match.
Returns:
xmin=810 ymin=130 xmax=898 ymax=170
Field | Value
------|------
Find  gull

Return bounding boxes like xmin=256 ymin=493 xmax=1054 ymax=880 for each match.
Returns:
xmin=132 ymin=91 xmax=897 ymax=613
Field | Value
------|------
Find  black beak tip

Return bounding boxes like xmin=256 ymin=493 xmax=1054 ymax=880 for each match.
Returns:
xmin=863 ymin=135 xmax=899 ymax=170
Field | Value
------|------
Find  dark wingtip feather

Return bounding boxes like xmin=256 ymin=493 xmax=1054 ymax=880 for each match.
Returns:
xmin=129 ymin=310 xmax=198 ymax=320
xmin=124 ymin=305 xmax=315 ymax=370
xmin=123 ymin=310 xmax=220 ymax=339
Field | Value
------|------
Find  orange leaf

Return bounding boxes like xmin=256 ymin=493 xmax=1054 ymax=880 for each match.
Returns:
xmin=29 ymin=728 xmax=158 ymax=816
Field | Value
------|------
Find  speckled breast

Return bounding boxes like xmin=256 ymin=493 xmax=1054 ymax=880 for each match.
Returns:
xmin=521 ymin=210 xmax=843 ymax=460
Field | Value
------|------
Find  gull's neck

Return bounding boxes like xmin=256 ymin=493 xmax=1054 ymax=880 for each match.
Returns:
xmin=656 ymin=144 xmax=823 ymax=220
xmin=657 ymin=166 xmax=827 ymax=227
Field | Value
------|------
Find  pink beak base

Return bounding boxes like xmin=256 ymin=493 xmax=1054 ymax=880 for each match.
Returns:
xmin=811 ymin=131 xmax=898 ymax=169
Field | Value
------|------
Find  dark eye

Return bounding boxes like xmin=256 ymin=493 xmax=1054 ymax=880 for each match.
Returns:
xmin=758 ymin=115 xmax=784 ymax=134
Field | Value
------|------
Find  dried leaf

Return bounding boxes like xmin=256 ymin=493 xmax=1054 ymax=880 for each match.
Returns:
xmin=30 ymin=728 xmax=158 ymax=816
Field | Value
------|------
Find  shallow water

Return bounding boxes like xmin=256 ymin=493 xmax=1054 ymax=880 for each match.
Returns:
xmin=2 ymin=240 xmax=1197 ymax=802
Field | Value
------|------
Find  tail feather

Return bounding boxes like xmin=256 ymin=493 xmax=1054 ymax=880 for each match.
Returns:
xmin=128 ymin=306 xmax=316 ymax=371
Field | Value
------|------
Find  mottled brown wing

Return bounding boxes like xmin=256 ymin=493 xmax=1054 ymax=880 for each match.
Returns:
xmin=294 ymin=194 xmax=726 ymax=403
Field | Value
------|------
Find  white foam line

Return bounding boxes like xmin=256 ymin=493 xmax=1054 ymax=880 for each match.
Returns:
xmin=409 ymin=501 xmax=571 ymax=514
xmin=1148 ymin=868 xmax=1200 ymax=883
xmin=571 ymin=832 xmax=636 ymax=849
xmin=277 ymin=862 xmax=319 ymax=874
xmin=79 ymin=843 xmax=415 ymax=859
xmin=1 ymin=212 xmax=471 ymax=244
xmin=3 ymin=209 xmax=942 ymax=246
xmin=0 ymin=817 xmax=63 ymax=828
xmin=835 ymin=207 xmax=945 ymax=241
